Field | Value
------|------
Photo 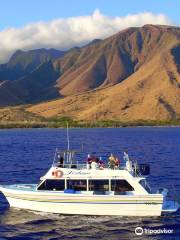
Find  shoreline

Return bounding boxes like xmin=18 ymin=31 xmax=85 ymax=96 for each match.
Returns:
xmin=0 ymin=120 xmax=179 ymax=129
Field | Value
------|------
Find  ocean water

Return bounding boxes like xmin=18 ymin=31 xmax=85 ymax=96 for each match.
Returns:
xmin=0 ymin=127 xmax=179 ymax=240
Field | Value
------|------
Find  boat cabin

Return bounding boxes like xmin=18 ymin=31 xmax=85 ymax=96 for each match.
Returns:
xmin=37 ymin=150 xmax=151 ymax=195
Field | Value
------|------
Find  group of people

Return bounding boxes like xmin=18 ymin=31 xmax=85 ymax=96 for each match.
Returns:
xmin=86 ymin=153 xmax=121 ymax=170
xmin=86 ymin=151 xmax=131 ymax=170
xmin=86 ymin=155 xmax=104 ymax=169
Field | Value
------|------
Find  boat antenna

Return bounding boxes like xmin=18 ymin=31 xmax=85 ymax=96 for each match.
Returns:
xmin=52 ymin=148 xmax=57 ymax=167
xmin=67 ymin=122 xmax=70 ymax=151
xmin=81 ymin=142 xmax=84 ymax=152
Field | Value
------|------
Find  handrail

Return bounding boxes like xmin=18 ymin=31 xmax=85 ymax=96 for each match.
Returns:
xmin=52 ymin=162 xmax=127 ymax=170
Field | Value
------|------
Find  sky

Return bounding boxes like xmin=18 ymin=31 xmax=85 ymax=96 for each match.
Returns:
xmin=0 ymin=0 xmax=179 ymax=63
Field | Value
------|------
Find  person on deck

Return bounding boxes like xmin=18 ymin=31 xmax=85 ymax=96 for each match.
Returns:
xmin=108 ymin=153 xmax=116 ymax=169
xmin=115 ymin=157 xmax=120 ymax=169
xmin=57 ymin=155 xmax=64 ymax=168
xmin=124 ymin=151 xmax=133 ymax=172
xmin=87 ymin=154 xmax=92 ymax=169
xmin=99 ymin=157 xmax=105 ymax=169
xmin=123 ymin=151 xmax=129 ymax=162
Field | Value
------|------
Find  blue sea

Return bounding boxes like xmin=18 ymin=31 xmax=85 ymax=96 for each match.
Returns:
xmin=0 ymin=127 xmax=179 ymax=240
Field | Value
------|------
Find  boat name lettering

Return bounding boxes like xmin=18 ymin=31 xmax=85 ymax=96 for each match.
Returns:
xmin=65 ymin=170 xmax=90 ymax=175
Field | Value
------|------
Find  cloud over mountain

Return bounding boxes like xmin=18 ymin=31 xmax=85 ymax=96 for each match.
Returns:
xmin=0 ymin=10 xmax=171 ymax=63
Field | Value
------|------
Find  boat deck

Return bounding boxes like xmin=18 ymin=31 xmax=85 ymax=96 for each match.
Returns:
xmin=0 ymin=184 xmax=37 ymax=192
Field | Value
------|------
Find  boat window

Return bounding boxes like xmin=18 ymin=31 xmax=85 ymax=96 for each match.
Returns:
xmin=37 ymin=179 xmax=65 ymax=191
xmin=89 ymin=180 xmax=109 ymax=192
xmin=111 ymin=180 xmax=134 ymax=192
xmin=139 ymin=179 xmax=151 ymax=193
xmin=67 ymin=179 xmax=87 ymax=191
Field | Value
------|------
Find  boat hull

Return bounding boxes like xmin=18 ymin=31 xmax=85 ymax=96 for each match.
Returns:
xmin=6 ymin=197 xmax=162 ymax=216
xmin=0 ymin=185 xmax=164 ymax=216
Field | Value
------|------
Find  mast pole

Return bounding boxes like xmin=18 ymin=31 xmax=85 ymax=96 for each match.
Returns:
xmin=66 ymin=122 xmax=70 ymax=164
xmin=67 ymin=122 xmax=70 ymax=151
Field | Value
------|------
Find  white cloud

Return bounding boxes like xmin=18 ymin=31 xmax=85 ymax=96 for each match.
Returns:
xmin=0 ymin=10 xmax=172 ymax=63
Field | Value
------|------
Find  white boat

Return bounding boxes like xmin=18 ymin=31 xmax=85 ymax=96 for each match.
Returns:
xmin=0 ymin=149 xmax=179 ymax=216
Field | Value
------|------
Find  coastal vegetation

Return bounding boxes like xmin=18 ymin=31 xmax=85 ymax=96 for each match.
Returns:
xmin=0 ymin=107 xmax=179 ymax=129
xmin=0 ymin=117 xmax=179 ymax=129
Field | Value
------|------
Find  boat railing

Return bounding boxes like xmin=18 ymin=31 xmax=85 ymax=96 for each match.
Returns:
xmin=53 ymin=162 xmax=127 ymax=170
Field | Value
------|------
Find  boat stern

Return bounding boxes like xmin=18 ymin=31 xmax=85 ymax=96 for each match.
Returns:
xmin=162 ymin=200 xmax=180 ymax=214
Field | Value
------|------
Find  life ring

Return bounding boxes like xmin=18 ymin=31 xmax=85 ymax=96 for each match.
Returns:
xmin=52 ymin=170 xmax=63 ymax=178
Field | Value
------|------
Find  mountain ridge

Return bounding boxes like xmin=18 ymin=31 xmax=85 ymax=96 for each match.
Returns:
xmin=0 ymin=24 xmax=179 ymax=121
xmin=0 ymin=48 xmax=65 ymax=81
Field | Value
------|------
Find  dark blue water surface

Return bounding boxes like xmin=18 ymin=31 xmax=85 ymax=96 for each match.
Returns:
xmin=0 ymin=127 xmax=179 ymax=240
